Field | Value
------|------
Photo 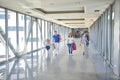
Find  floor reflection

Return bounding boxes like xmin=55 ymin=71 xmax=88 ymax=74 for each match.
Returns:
xmin=0 ymin=42 xmax=119 ymax=80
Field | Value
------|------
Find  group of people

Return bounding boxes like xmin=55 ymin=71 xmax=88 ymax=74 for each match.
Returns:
xmin=45 ymin=30 xmax=89 ymax=55
xmin=67 ymin=31 xmax=89 ymax=55
xmin=45 ymin=31 xmax=61 ymax=55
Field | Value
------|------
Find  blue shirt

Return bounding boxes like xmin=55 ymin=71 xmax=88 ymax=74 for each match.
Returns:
xmin=53 ymin=34 xmax=59 ymax=42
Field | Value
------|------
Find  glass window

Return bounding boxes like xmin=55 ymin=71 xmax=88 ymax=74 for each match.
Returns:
xmin=38 ymin=19 xmax=42 ymax=48
xmin=50 ymin=23 xmax=53 ymax=40
xmin=45 ymin=21 xmax=48 ymax=39
xmin=0 ymin=8 xmax=6 ymax=61
xmin=8 ymin=10 xmax=16 ymax=58
xmin=107 ymin=8 xmax=111 ymax=62
xmin=41 ymin=20 xmax=45 ymax=47
xmin=111 ymin=4 xmax=115 ymax=65
xmin=18 ymin=14 xmax=25 ymax=53
xmin=0 ymin=8 xmax=5 ymax=32
xmin=8 ymin=10 xmax=17 ymax=49
xmin=26 ymin=16 xmax=32 ymax=52
xmin=32 ymin=18 xmax=37 ymax=50
xmin=47 ymin=22 xmax=51 ymax=39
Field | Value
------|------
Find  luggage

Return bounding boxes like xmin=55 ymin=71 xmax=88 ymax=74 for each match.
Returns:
xmin=72 ymin=42 xmax=76 ymax=50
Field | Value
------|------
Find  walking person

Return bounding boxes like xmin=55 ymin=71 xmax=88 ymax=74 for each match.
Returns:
xmin=80 ymin=32 xmax=88 ymax=55
xmin=52 ymin=31 xmax=61 ymax=55
xmin=45 ymin=38 xmax=51 ymax=53
xmin=67 ymin=33 xmax=74 ymax=55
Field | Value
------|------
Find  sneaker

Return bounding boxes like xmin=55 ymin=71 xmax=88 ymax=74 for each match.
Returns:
xmin=69 ymin=53 xmax=73 ymax=55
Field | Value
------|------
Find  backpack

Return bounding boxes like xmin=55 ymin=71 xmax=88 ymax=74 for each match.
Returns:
xmin=58 ymin=34 xmax=62 ymax=42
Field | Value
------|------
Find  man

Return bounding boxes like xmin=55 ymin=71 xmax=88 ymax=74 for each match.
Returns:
xmin=52 ymin=31 xmax=60 ymax=55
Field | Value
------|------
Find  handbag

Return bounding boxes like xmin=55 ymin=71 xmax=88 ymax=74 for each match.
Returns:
xmin=72 ymin=42 xmax=76 ymax=50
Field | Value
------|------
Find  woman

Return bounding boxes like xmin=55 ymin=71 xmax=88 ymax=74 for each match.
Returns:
xmin=80 ymin=33 xmax=87 ymax=55
xmin=67 ymin=33 xmax=74 ymax=55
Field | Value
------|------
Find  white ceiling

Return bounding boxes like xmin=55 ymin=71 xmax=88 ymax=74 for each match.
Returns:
xmin=0 ymin=0 xmax=114 ymax=28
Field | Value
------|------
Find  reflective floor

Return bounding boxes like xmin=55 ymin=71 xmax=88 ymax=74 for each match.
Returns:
xmin=0 ymin=40 xmax=118 ymax=80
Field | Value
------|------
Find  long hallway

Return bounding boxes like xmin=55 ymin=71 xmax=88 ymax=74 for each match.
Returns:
xmin=36 ymin=40 xmax=117 ymax=80
xmin=1 ymin=0 xmax=120 ymax=80
xmin=0 ymin=39 xmax=118 ymax=80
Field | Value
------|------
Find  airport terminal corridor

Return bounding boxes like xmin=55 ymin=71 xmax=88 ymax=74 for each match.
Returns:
xmin=1 ymin=0 xmax=120 ymax=80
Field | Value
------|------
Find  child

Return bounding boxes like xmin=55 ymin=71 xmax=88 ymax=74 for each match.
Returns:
xmin=45 ymin=38 xmax=50 ymax=51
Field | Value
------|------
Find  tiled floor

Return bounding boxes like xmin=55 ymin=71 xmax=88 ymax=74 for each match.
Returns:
xmin=0 ymin=39 xmax=119 ymax=80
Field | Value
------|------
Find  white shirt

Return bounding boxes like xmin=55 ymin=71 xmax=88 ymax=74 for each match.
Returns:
xmin=67 ymin=37 xmax=74 ymax=44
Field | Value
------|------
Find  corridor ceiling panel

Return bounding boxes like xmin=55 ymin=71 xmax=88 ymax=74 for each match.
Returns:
xmin=0 ymin=0 xmax=114 ymax=28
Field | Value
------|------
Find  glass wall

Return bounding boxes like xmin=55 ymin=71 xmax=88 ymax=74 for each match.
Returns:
xmin=89 ymin=1 xmax=115 ymax=70
xmin=0 ymin=5 xmax=71 ymax=80
xmin=90 ymin=5 xmax=108 ymax=61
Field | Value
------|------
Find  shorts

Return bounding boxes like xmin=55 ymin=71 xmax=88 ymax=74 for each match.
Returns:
xmin=46 ymin=45 xmax=50 ymax=50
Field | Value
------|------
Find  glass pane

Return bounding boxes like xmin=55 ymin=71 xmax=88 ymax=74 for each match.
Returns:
xmin=50 ymin=23 xmax=53 ymax=40
xmin=0 ymin=8 xmax=5 ymax=32
xmin=8 ymin=11 xmax=17 ymax=49
xmin=45 ymin=21 xmax=48 ymax=39
xmin=47 ymin=22 xmax=51 ymax=39
xmin=33 ymin=18 xmax=37 ymax=50
xmin=18 ymin=14 xmax=25 ymax=53
xmin=26 ymin=16 xmax=31 ymax=52
xmin=111 ymin=5 xmax=114 ymax=65
xmin=38 ymin=19 xmax=42 ymax=48
xmin=8 ymin=10 xmax=16 ymax=58
xmin=0 ymin=8 xmax=6 ymax=61
xmin=0 ymin=42 xmax=6 ymax=61
xmin=41 ymin=20 xmax=45 ymax=47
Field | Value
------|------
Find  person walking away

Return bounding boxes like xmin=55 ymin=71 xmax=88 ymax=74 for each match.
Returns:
xmin=67 ymin=33 xmax=74 ymax=55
